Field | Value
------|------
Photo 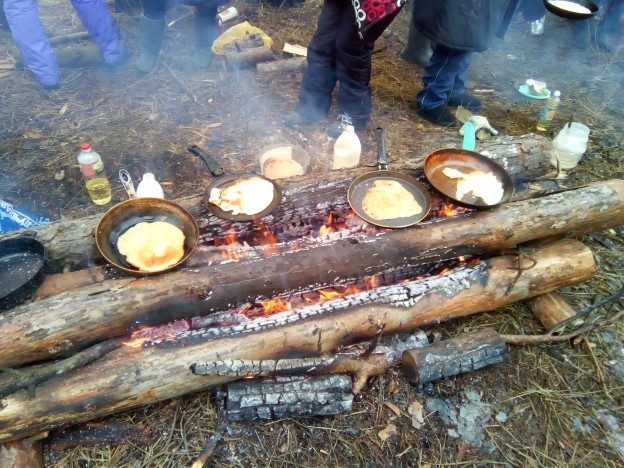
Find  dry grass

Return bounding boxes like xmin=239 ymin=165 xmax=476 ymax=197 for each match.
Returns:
xmin=1 ymin=1 xmax=623 ymax=466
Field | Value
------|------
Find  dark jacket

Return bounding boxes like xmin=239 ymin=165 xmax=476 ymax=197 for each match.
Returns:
xmin=411 ymin=0 xmax=512 ymax=52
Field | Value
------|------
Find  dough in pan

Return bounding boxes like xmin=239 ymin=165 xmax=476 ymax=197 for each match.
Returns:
xmin=117 ymin=221 xmax=186 ymax=272
xmin=361 ymin=179 xmax=423 ymax=220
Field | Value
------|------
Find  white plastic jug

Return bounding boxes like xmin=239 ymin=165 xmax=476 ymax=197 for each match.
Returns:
xmin=333 ymin=125 xmax=361 ymax=170
xmin=550 ymin=122 xmax=590 ymax=170
xmin=136 ymin=173 xmax=165 ymax=198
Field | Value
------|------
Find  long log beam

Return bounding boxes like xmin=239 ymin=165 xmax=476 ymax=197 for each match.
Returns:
xmin=0 ymin=239 xmax=594 ymax=442
xmin=0 ymin=180 xmax=621 ymax=368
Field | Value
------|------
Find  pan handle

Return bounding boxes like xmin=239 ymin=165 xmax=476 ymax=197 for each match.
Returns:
xmin=375 ymin=126 xmax=388 ymax=170
xmin=187 ymin=145 xmax=225 ymax=178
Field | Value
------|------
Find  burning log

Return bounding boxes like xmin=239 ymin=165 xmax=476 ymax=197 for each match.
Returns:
xmin=225 ymin=375 xmax=354 ymax=421
xmin=0 ymin=239 xmax=595 ymax=442
xmin=0 ymin=133 xmax=554 ymax=270
xmin=401 ymin=328 xmax=507 ymax=385
xmin=0 ymin=182 xmax=621 ymax=368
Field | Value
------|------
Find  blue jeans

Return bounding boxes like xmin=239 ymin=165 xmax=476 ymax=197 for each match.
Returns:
xmin=417 ymin=45 xmax=474 ymax=110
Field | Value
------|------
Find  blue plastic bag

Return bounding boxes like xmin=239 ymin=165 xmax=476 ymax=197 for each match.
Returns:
xmin=0 ymin=199 xmax=49 ymax=234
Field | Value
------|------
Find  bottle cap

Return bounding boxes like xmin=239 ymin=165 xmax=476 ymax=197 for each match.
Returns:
xmin=345 ymin=125 xmax=355 ymax=133
xmin=80 ymin=142 xmax=91 ymax=150
xmin=142 ymin=173 xmax=155 ymax=181
xmin=553 ymin=90 xmax=561 ymax=97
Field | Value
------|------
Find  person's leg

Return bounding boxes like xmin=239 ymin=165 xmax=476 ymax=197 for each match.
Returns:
xmin=194 ymin=3 xmax=219 ymax=68
xmin=446 ymin=51 xmax=480 ymax=112
xmin=334 ymin=6 xmax=400 ymax=130
xmin=3 ymin=0 xmax=60 ymax=87
xmin=70 ymin=0 xmax=125 ymax=65
xmin=136 ymin=0 xmax=167 ymax=73
xmin=290 ymin=0 xmax=343 ymax=123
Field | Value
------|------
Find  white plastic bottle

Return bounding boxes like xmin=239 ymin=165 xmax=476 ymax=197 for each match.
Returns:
xmin=136 ymin=173 xmax=165 ymax=198
xmin=77 ymin=142 xmax=112 ymax=205
xmin=332 ymin=125 xmax=361 ymax=170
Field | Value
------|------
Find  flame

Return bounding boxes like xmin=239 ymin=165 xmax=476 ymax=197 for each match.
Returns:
xmin=458 ymin=256 xmax=466 ymax=262
xmin=260 ymin=297 xmax=292 ymax=315
xmin=364 ymin=275 xmax=379 ymax=290
xmin=214 ymin=230 xmax=240 ymax=261
xmin=439 ymin=267 xmax=450 ymax=277
xmin=319 ymin=214 xmax=333 ymax=237
xmin=438 ymin=203 xmax=460 ymax=217
xmin=318 ymin=289 xmax=341 ymax=301
xmin=251 ymin=221 xmax=279 ymax=256
xmin=122 ymin=337 xmax=149 ymax=349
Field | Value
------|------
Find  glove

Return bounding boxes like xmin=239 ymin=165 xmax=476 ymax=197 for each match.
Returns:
xmin=459 ymin=116 xmax=498 ymax=137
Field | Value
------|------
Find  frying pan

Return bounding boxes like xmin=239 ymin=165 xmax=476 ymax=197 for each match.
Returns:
xmin=95 ymin=198 xmax=199 ymax=275
xmin=0 ymin=235 xmax=46 ymax=311
xmin=543 ymin=0 xmax=599 ymax=20
xmin=424 ymin=149 xmax=514 ymax=209
xmin=188 ymin=145 xmax=282 ymax=222
xmin=347 ymin=127 xmax=432 ymax=228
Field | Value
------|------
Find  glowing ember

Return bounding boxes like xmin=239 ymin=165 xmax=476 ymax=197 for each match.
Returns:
xmin=364 ymin=275 xmax=379 ymax=290
xmin=214 ymin=229 xmax=240 ymax=261
xmin=251 ymin=221 xmax=279 ymax=256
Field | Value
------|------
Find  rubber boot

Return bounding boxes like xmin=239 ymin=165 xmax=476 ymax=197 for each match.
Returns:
xmin=193 ymin=12 xmax=218 ymax=69
xmin=595 ymin=19 xmax=614 ymax=52
xmin=401 ymin=21 xmax=433 ymax=68
xmin=136 ymin=15 xmax=165 ymax=74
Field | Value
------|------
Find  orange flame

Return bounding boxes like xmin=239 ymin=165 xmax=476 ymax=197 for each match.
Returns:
xmin=260 ymin=297 xmax=292 ymax=315
xmin=122 ymin=337 xmax=149 ymax=349
xmin=438 ymin=204 xmax=459 ymax=217
xmin=214 ymin=230 xmax=240 ymax=261
xmin=251 ymin=222 xmax=279 ymax=256
xmin=439 ymin=267 xmax=450 ymax=277
xmin=364 ymin=275 xmax=379 ymax=290
xmin=319 ymin=214 xmax=333 ymax=237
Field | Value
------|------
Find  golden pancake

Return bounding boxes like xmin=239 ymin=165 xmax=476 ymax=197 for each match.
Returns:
xmin=208 ymin=176 xmax=275 ymax=216
xmin=361 ymin=179 xmax=423 ymax=220
xmin=262 ymin=157 xmax=304 ymax=179
xmin=117 ymin=221 xmax=186 ymax=272
xmin=442 ymin=167 xmax=504 ymax=205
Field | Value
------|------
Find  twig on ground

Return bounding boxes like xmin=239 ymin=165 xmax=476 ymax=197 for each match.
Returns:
xmin=192 ymin=390 xmax=230 ymax=468
xmin=163 ymin=60 xmax=198 ymax=103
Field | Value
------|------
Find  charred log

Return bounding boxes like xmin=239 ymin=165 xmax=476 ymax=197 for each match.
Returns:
xmin=401 ymin=328 xmax=507 ymax=385
xmin=0 ymin=240 xmax=595 ymax=442
xmin=225 ymin=375 xmax=353 ymax=421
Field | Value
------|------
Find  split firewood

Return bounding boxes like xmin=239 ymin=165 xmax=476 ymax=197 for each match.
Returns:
xmin=225 ymin=375 xmax=354 ymax=421
xmin=191 ymin=353 xmax=390 ymax=394
xmin=48 ymin=422 xmax=152 ymax=449
xmin=402 ymin=328 xmax=507 ymax=385
xmin=256 ymin=56 xmax=307 ymax=75
xmin=283 ymin=42 xmax=307 ymax=56
xmin=524 ymin=291 xmax=584 ymax=332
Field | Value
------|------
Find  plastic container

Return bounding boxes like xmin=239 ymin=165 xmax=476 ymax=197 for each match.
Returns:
xmin=462 ymin=121 xmax=476 ymax=151
xmin=136 ymin=173 xmax=165 ymax=198
xmin=536 ymin=90 xmax=561 ymax=131
xmin=217 ymin=7 xmax=238 ymax=24
xmin=332 ymin=125 xmax=361 ymax=170
xmin=257 ymin=144 xmax=310 ymax=180
xmin=77 ymin=142 xmax=112 ymax=205
xmin=550 ymin=122 xmax=590 ymax=169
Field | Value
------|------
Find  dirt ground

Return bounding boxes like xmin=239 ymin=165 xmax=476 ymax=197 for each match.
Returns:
xmin=1 ymin=1 xmax=623 ymax=466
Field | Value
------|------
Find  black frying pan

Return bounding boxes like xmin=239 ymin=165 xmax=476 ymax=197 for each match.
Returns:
xmin=424 ymin=149 xmax=514 ymax=208
xmin=348 ymin=127 xmax=432 ymax=228
xmin=188 ymin=145 xmax=282 ymax=222
xmin=0 ymin=234 xmax=46 ymax=311
xmin=95 ymin=198 xmax=199 ymax=275
xmin=543 ymin=0 xmax=599 ymax=20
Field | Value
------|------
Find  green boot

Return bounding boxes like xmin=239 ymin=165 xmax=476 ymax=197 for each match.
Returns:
xmin=193 ymin=12 xmax=218 ymax=69
xmin=401 ymin=21 xmax=433 ymax=69
xmin=136 ymin=15 xmax=165 ymax=74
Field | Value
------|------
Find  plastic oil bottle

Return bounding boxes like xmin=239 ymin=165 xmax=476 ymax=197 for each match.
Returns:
xmin=536 ymin=90 xmax=561 ymax=131
xmin=332 ymin=125 xmax=361 ymax=170
xmin=77 ymin=142 xmax=112 ymax=205
xmin=136 ymin=173 xmax=165 ymax=198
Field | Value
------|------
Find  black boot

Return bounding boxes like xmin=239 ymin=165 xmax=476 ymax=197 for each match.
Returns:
xmin=136 ymin=15 xmax=165 ymax=74
xmin=193 ymin=10 xmax=218 ymax=68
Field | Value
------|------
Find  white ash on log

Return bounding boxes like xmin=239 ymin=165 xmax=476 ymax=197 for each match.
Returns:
xmin=225 ymin=375 xmax=353 ymax=421
xmin=401 ymin=328 xmax=506 ymax=385
xmin=0 ymin=240 xmax=595 ymax=442
xmin=0 ymin=134 xmax=554 ymax=270
xmin=0 ymin=181 xmax=621 ymax=368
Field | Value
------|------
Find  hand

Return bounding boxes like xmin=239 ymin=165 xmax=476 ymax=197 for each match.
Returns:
xmin=460 ymin=116 xmax=498 ymax=136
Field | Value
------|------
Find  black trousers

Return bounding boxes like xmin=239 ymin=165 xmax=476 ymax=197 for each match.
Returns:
xmin=144 ymin=0 xmax=222 ymax=20
xmin=295 ymin=0 xmax=399 ymax=127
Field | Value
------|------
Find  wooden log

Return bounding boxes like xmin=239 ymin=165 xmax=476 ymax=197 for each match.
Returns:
xmin=0 ymin=239 xmax=595 ymax=442
xmin=223 ymin=47 xmax=274 ymax=69
xmin=257 ymin=56 xmax=307 ymax=74
xmin=524 ymin=292 xmax=584 ymax=331
xmin=48 ymin=422 xmax=152 ymax=449
xmin=0 ymin=437 xmax=44 ymax=468
xmin=401 ymin=328 xmax=506 ymax=385
xmin=0 ymin=134 xmax=553 ymax=270
xmin=0 ymin=181 xmax=621 ymax=368
xmin=225 ymin=375 xmax=353 ymax=421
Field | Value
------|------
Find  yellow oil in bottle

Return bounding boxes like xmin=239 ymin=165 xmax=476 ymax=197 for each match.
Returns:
xmin=86 ymin=177 xmax=112 ymax=205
